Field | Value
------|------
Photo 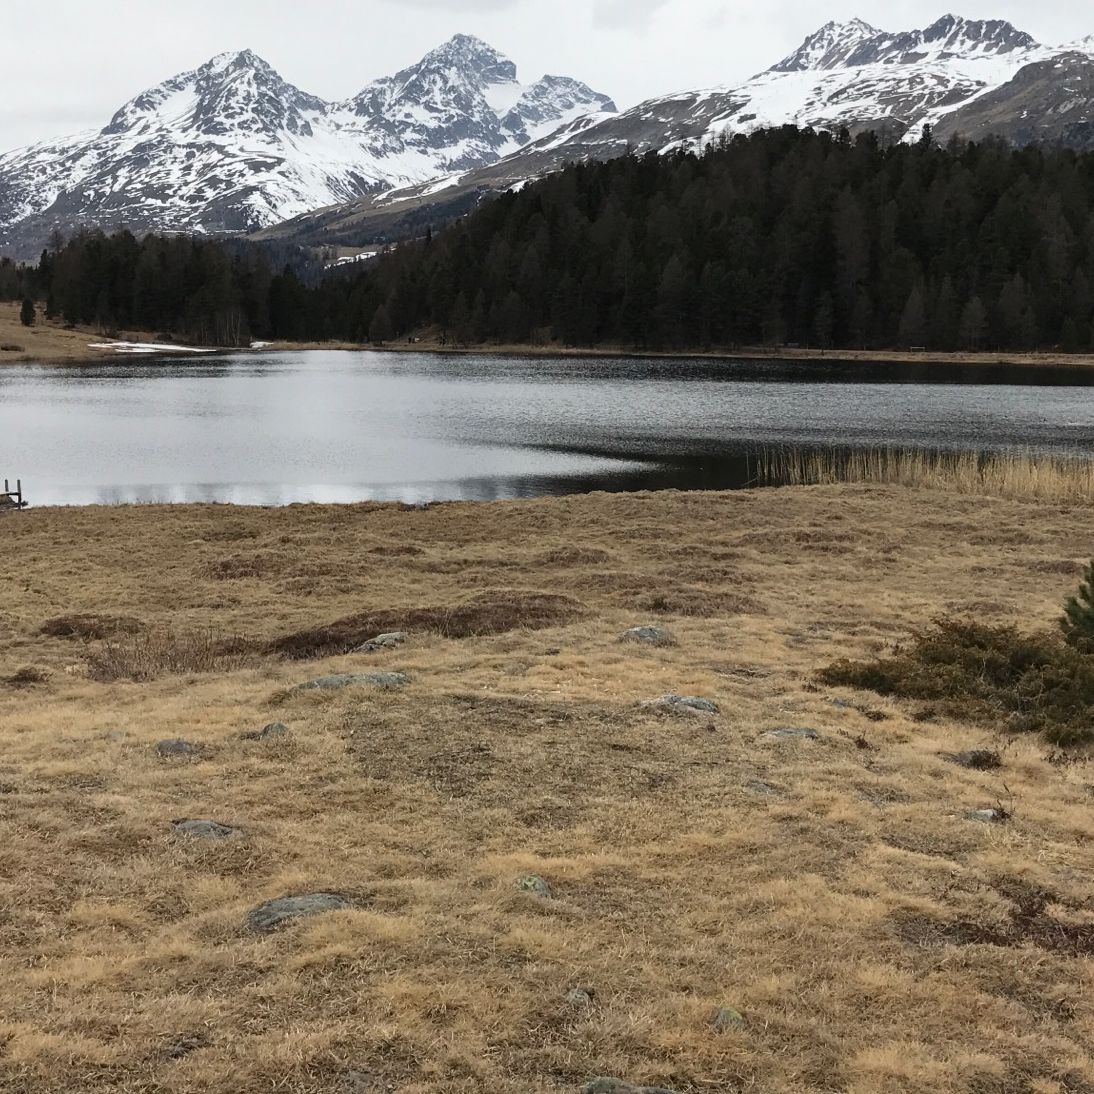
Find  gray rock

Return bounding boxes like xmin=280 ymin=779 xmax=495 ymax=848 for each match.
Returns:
xmin=566 ymin=987 xmax=596 ymax=1008
xmin=763 ymin=727 xmax=820 ymax=741
xmin=247 ymin=892 xmax=354 ymax=933
xmin=584 ymin=1080 xmax=680 ymax=1094
xmin=173 ymin=819 xmax=239 ymax=840
xmin=643 ymin=694 xmax=719 ymax=717
xmin=156 ymin=738 xmax=198 ymax=757
xmin=516 ymin=875 xmax=553 ymax=898
xmin=339 ymin=1071 xmax=383 ymax=1093
xmin=945 ymin=749 xmax=1002 ymax=771
xmin=965 ymin=808 xmax=1009 ymax=824
xmin=620 ymin=626 xmax=677 ymax=648
xmin=353 ymin=631 xmax=408 ymax=653
xmin=242 ymin=722 xmax=290 ymax=741
xmin=294 ymin=672 xmax=410 ymax=694
xmin=746 ymin=780 xmax=780 ymax=796
xmin=712 ymin=1006 xmax=745 ymax=1031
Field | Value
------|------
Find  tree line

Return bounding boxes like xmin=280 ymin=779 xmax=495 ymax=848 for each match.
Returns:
xmin=7 ymin=126 xmax=1094 ymax=352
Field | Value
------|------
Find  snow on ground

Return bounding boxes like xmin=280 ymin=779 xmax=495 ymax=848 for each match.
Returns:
xmin=88 ymin=342 xmax=210 ymax=355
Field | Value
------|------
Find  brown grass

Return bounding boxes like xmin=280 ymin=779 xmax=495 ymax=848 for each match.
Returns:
xmin=758 ymin=447 xmax=1094 ymax=503
xmin=85 ymin=629 xmax=251 ymax=682
xmin=1 ymin=486 xmax=1093 ymax=1093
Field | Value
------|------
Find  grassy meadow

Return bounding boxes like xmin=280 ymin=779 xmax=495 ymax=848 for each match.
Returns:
xmin=0 ymin=485 xmax=1092 ymax=1093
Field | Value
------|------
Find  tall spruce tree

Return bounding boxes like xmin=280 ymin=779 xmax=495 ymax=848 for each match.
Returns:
xmin=1062 ymin=560 xmax=1094 ymax=647
xmin=20 ymin=297 xmax=35 ymax=327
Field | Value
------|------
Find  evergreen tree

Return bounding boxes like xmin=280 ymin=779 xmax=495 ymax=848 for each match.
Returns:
xmin=897 ymin=285 xmax=927 ymax=347
xmin=958 ymin=296 xmax=988 ymax=351
xmin=368 ymin=303 xmax=393 ymax=346
xmin=1062 ymin=560 xmax=1094 ymax=647
xmin=19 ymin=297 xmax=35 ymax=327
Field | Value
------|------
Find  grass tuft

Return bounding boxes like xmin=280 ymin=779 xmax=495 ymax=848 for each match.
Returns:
xmin=85 ymin=629 xmax=250 ymax=682
xmin=758 ymin=448 xmax=1094 ymax=503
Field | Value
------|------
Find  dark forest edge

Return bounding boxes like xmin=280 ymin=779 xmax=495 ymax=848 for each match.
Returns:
xmin=5 ymin=126 xmax=1094 ymax=353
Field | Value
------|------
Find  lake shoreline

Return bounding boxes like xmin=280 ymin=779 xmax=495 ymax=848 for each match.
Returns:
xmin=6 ymin=300 xmax=1094 ymax=370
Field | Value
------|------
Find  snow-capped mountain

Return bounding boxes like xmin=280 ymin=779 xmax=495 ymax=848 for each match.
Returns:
xmin=0 ymin=35 xmax=614 ymax=256
xmin=262 ymin=14 xmax=1094 ymax=249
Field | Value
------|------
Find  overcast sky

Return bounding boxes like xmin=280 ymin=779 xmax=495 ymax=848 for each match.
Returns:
xmin=2 ymin=0 xmax=1091 ymax=152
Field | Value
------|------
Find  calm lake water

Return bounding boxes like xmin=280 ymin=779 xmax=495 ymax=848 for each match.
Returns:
xmin=3 ymin=350 xmax=1094 ymax=506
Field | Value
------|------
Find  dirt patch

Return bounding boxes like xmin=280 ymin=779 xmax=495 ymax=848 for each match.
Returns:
xmin=40 ymin=614 xmax=142 ymax=640
xmin=270 ymin=590 xmax=585 ymax=659
xmin=896 ymin=880 xmax=1094 ymax=957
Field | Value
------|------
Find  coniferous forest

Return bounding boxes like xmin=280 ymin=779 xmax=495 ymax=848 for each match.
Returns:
xmin=7 ymin=126 xmax=1094 ymax=352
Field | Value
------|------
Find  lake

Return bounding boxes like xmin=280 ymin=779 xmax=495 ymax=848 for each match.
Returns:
xmin=3 ymin=350 xmax=1094 ymax=506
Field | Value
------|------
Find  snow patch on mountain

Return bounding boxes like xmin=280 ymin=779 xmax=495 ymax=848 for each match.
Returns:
xmin=0 ymin=35 xmax=614 ymax=254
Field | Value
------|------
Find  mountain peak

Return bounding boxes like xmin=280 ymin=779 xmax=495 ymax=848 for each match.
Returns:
xmin=771 ymin=18 xmax=881 ymax=72
xmin=204 ymin=48 xmax=268 ymax=71
xmin=418 ymin=34 xmax=518 ymax=83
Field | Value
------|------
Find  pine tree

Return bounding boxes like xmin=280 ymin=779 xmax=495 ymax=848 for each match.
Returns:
xmin=368 ymin=304 xmax=393 ymax=346
xmin=958 ymin=296 xmax=988 ymax=351
xmin=1062 ymin=560 xmax=1094 ymax=647
xmin=20 ymin=297 xmax=35 ymax=327
xmin=897 ymin=285 xmax=926 ymax=347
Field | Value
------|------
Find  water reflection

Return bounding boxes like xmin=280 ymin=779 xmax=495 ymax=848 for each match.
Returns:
xmin=3 ymin=350 xmax=1094 ymax=507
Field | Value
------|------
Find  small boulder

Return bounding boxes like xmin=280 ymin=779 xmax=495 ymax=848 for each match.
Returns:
xmin=642 ymin=694 xmax=719 ymax=717
xmin=516 ymin=875 xmax=553 ymax=898
xmin=620 ymin=626 xmax=677 ymax=648
xmin=294 ymin=672 xmax=410 ymax=694
xmin=173 ymin=819 xmax=239 ymax=840
xmin=247 ymin=892 xmax=354 ymax=933
xmin=763 ymin=727 xmax=820 ymax=741
xmin=354 ymin=631 xmax=408 ymax=653
xmin=712 ymin=1006 xmax=745 ymax=1032
xmin=965 ymin=808 xmax=1009 ymax=824
xmin=156 ymin=738 xmax=198 ymax=758
xmin=566 ymin=987 xmax=596 ymax=1008
xmin=746 ymin=780 xmax=779 ymax=796
xmin=243 ymin=722 xmax=290 ymax=741
xmin=584 ymin=1080 xmax=679 ymax=1094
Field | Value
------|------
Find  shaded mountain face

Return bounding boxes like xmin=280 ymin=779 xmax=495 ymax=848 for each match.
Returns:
xmin=260 ymin=14 xmax=1094 ymax=250
xmin=934 ymin=52 xmax=1094 ymax=149
xmin=0 ymin=35 xmax=614 ymax=257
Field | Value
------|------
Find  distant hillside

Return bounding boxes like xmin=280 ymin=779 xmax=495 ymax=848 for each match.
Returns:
xmin=15 ymin=128 xmax=1094 ymax=356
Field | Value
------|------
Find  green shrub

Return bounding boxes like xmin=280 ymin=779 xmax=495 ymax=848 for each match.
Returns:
xmin=1062 ymin=559 xmax=1094 ymax=649
xmin=820 ymin=617 xmax=1094 ymax=746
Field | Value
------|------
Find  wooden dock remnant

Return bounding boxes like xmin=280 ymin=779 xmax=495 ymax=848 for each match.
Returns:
xmin=0 ymin=479 xmax=27 ymax=512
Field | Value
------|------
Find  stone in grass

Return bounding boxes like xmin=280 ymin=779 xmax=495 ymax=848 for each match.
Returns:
xmin=566 ymin=986 xmax=596 ymax=1008
xmin=620 ymin=626 xmax=677 ymax=648
xmin=712 ymin=1006 xmax=746 ymax=1032
xmin=763 ymin=727 xmax=820 ymax=741
xmin=294 ymin=672 xmax=410 ymax=694
xmin=173 ymin=819 xmax=239 ymax=840
xmin=643 ymin=694 xmax=719 ymax=717
xmin=516 ymin=875 xmax=553 ymax=898
xmin=242 ymin=722 xmax=290 ymax=741
xmin=156 ymin=738 xmax=198 ymax=758
xmin=965 ymin=808 xmax=1010 ymax=824
xmin=584 ymin=1080 xmax=680 ymax=1094
xmin=354 ymin=631 xmax=408 ymax=653
xmin=247 ymin=893 xmax=354 ymax=933
xmin=746 ymin=780 xmax=780 ymax=796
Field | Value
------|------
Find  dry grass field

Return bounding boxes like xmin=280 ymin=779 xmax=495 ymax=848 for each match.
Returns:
xmin=1 ymin=486 xmax=1093 ymax=1094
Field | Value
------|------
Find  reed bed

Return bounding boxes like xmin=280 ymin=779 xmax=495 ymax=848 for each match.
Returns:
xmin=757 ymin=447 xmax=1094 ymax=502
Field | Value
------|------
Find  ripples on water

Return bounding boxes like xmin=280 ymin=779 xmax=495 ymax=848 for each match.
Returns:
xmin=2 ymin=350 xmax=1094 ymax=506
